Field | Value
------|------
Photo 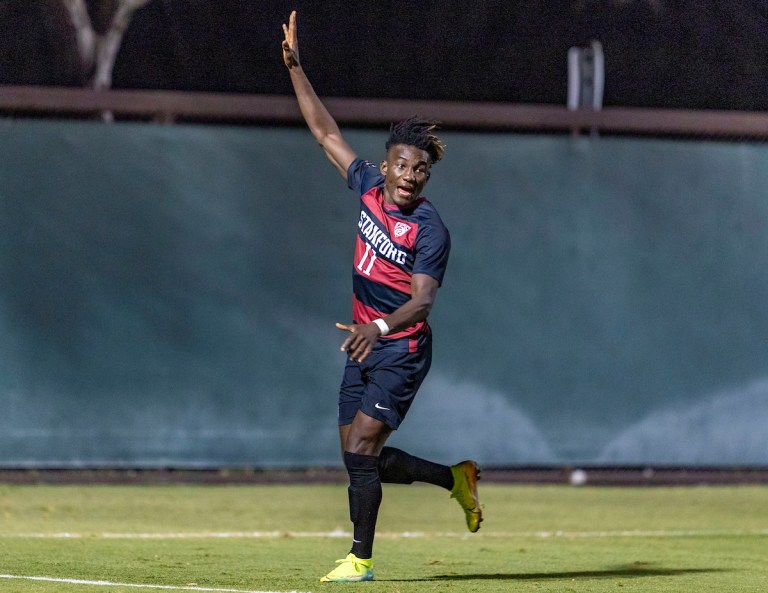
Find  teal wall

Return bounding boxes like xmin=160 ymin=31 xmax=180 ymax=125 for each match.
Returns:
xmin=1 ymin=119 xmax=767 ymax=467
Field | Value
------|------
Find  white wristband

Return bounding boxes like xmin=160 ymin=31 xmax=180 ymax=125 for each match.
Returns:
xmin=372 ymin=318 xmax=390 ymax=336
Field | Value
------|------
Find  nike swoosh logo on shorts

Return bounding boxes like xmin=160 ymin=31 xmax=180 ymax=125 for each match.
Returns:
xmin=374 ymin=402 xmax=390 ymax=411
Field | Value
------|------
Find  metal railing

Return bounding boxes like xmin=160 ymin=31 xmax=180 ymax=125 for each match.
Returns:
xmin=3 ymin=85 xmax=768 ymax=139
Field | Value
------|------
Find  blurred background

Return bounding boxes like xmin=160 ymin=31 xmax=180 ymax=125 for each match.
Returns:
xmin=1 ymin=0 xmax=767 ymax=472
xmin=3 ymin=0 xmax=768 ymax=110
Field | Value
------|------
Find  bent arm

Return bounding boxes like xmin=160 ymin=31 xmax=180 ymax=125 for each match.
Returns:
xmin=336 ymin=274 xmax=440 ymax=361
xmin=378 ymin=273 xmax=439 ymax=333
xmin=282 ymin=11 xmax=357 ymax=179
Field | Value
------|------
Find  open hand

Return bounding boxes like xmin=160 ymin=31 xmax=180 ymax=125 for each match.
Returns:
xmin=281 ymin=10 xmax=300 ymax=69
xmin=336 ymin=322 xmax=381 ymax=362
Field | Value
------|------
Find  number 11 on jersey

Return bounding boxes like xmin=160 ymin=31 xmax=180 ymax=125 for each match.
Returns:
xmin=357 ymin=242 xmax=377 ymax=276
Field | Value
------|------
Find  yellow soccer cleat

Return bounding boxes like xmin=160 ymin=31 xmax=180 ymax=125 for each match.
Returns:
xmin=450 ymin=460 xmax=483 ymax=532
xmin=320 ymin=553 xmax=374 ymax=583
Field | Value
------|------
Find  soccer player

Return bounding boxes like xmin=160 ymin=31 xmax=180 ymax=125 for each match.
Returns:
xmin=281 ymin=11 xmax=482 ymax=583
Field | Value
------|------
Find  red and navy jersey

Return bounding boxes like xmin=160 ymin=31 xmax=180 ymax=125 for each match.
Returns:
xmin=347 ymin=157 xmax=451 ymax=352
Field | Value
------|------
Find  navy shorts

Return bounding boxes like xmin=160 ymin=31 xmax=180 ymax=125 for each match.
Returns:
xmin=338 ymin=337 xmax=432 ymax=430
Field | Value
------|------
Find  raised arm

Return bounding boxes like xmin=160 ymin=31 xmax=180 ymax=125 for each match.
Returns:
xmin=282 ymin=11 xmax=357 ymax=179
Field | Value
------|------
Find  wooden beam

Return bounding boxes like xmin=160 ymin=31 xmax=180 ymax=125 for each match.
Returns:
xmin=2 ymin=85 xmax=768 ymax=137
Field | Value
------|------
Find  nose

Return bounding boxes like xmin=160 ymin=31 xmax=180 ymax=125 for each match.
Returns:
xmin=403 ymin=167 xmax=416 ymax=181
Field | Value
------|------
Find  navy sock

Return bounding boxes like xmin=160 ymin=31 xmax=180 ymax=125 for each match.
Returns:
xmin=377 ymin=446 xmax=454 ymax=490
xmin=344 ymin=451 xmax=381 ymax=559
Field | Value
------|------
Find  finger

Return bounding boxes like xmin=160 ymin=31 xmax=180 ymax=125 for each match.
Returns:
xmin=335 ymin=322 xmax=355 ymax=332
xmin=350 ymin=334 xmax=372 ymax=357
xmin=344 ymin=333 xmax=362 ymax=356
xmin=355 ymin=343 xmax=372 ymax=363
xmin=340 ymin=334 xmax=354 ymax=353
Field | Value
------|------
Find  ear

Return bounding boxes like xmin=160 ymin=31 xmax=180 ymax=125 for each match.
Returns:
xmin=380 ymin=160 xmax=387 ymax=175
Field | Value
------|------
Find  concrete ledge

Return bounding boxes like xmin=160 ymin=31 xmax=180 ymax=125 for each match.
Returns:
xmin=1 ymin=466 xmax=766 ymax=486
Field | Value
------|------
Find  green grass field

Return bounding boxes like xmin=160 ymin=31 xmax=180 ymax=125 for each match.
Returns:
xmin=1 ymin=483 xmax=766 ymax=592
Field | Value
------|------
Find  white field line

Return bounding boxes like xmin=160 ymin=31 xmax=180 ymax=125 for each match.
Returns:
xmin=2 ymin=528 xmax=767 ymax=539
xmin=0 ymin=574 xmax=307 ymax=593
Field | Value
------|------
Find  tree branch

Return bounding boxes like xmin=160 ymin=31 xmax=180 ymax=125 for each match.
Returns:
xmin=91 ymin=0 xmax=152 ymax=91
xmin=60 ymin=0 xmax=95 ymax=72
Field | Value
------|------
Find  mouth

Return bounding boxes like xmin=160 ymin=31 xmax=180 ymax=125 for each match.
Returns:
xmin=397 ymin=185 xmax=416 ymax=199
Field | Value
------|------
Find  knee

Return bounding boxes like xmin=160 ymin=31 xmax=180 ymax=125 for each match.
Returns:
xmin=344 ymin=424 xmax=390 ymax=456
xmin=343 ymin=413 xmax=392 ymax=456
xmin=345 ymin=434 xmax=380 ymax=456
xmin=344 ymin=451 xmax=380 ymax=486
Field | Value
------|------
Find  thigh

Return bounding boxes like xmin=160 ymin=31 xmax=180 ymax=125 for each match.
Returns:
xmin=342 ymin=411 xmax=393 ymax=456
xmin=359 ymin=346 xmax=432 ymax=430
xmin=338 ymin=357 xmax=366 ymax=427
xmin=338 ymin=341 xmax=432 ymax=432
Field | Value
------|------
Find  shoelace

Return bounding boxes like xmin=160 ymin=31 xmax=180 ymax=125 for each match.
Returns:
xmin=335 ymin=557 xmax=369 ymax=571
xmin=335 ymin=557 xmax=355 ymax=567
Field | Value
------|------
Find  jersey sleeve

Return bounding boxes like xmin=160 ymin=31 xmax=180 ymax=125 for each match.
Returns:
xmin=347 ymin=157 xmax=383 ymax=197
xmin=413 ymin=223 xmax=451 ymax=286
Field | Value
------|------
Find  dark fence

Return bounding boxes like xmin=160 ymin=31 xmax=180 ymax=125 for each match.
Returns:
xmin=2 ymin=87 xmax=768 ymax=469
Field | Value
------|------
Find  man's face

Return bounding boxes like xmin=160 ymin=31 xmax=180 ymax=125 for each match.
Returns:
xmin=380 ymin=144 xmax=431 ymax=207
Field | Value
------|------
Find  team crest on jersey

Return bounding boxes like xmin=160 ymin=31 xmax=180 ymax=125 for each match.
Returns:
xmin=394 ymin=221 xmax=412 ymax=238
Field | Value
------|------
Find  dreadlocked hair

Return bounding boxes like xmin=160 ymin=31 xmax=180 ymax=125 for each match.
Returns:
xmin=385 ymin=116 xmax=445 ymax=164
